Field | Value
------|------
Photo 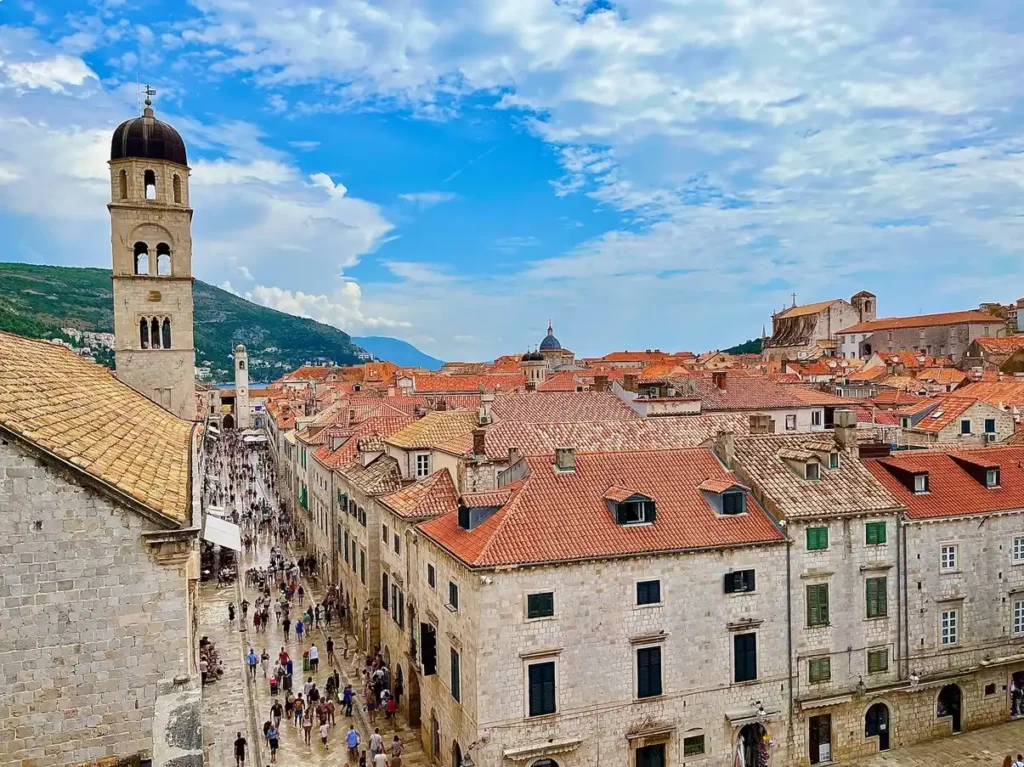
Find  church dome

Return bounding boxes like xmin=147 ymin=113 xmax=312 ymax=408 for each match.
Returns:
xmin=111 ymin=104 xmax=187 ymax=167
xmin=539 ymin=323 xmax=561 ymax=352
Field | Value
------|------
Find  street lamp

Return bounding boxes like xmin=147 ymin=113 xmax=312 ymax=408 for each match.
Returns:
xmin=461 ymin=756 xmax=475 ymax=767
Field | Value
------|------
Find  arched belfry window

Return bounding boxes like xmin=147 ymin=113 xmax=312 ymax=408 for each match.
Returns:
xmin=139 ymin=318 xmax=150 ymax=349
xmin=239 ymin=360 xmax=246 ymax=371
xmin=118 ymin=170 xmax=128 ymax=200
xmin=162 ymin=318 xmax=172 ymax=349
xmin=133 ymin=242 xmax=149 ymax=275
xmin=172 ymin=175 xmax=182 ymax=204
xmin=144 ymin=170 xmax=157 ymax=200
xmin=156 ymin=243 xmax=172 ymax=276
xmin=151 ymin=317 xmax=162 ymax=349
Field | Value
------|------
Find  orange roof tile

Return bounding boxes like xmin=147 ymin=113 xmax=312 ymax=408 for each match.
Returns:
xmin=955 ymin=380 xmax=1024 ymax=408
xmin=909 ymin=396 xmax=983 ymax=432
xmin=775 ymin=299 xmax=841 ymax=319
xmin=386 ymin=411 xmax=480 ymax=450
xmin=313 ymin=414 xmax=415 ymax=468
xmin=872 ymin=390 xmax=926 ymax=407
xmin=419 ymin=448 xmax=784 ymax=567
xmin=491 ymin=392 xmax=640 ymax=423
xmin=412 ymin=373 xmax=525 ymax=394
xmin=973 ymin=336 xmax=1024 ymax=355
xmin=380 ymin=469 xmax=460 ymax=519
xmin=536 ymin=372 xmax=584 ymax=392
xmin=841 ymin=310 xmax=1000 ymax=335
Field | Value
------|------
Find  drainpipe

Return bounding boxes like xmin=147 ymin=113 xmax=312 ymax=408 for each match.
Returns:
xmin=902 ymin=513 xmax=911 ymax=679
xmin=786 ymin=536 xmax=794 ymax=747
xmin=896 ymin=512 xmax=902 ymax=678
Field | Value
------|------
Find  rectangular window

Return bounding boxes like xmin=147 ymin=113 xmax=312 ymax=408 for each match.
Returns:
xmin=867 ymin=648 xmax=889 ymax=673
xmin=960 ymin=419 xmax=971 ymax=435
xmin=636 ymin=646 xmax=663 ymax=699
xmin=382 ymin=573 xmax=390 ymax=611
xmin=636 ymin=580 xmax=662 ymax=605
xmin=722 ymin=492 xmax=746 ymax=515
xmin=1013 ymin=600 xmax=1024 ymax=636
xmin=724 ymin=570 xmax=756 ymax=594
xmin=914 ymin=474 xmax=928 ymax=493
xmin=866 ymin=577 xmax=887 ymax=618
xmin=865 ymin=521 xmax=886 ymax=545
xmin=615 ymin=500 xmax=655 ymax=525
xmin=808 ymin=657 xmax=831 ymax=684
xmin=682 ymin=735 xmax=705 ymax=757
xmin=396 ymin=589 xmax=405 ymax=628
xmin=734 ymin=633 xmax=757 ymax=683
xmin=940 ymin=544 xmax=958 ymax=572
xmin=828 ymin=452 xmax=840 ymax=469
xmin=448 ymin=581 xmax=459 ymax=611
xmin=359 ymin=550 xmax=366 ymax=585
xmin=382 ymin=524 xmax=389 ymax=543
xmin=807 ymin=584 xmax=830 ymax=627
xmin=636 ymin=744 xmax=666 ymax=767
xmin=1014 ymin=537 xmax=1024 ymax=563
xmin=526 ymin=592 xmax=555 ymax=619
xmin=427 ymin=564 xmax=436 ymax=589
xmin=987 ymin=469 xmax=1000 ymax=487
xmin=985 ymin=418 xmax=996 ymax=433
xmin=806 ymin=462 xmax=821 ymax=480
xmin=786 ymin=414 xmax=797 ymax=430
xmin=351 ymin=541 xmax=357 ymax=571
xmin=343 ymin=530 xmax=349 ymax=563
xmin=527 ymin=661 xmax=556 ymax=717
xmin=394 ymin=533 xmax=401 ymax=554
xmin=941 ymin=608 xmax=959 ymax=646
xmin=812 ymin=410 xmax=822 ymax=426
xmin=806 ymin=526 xmax=829 ymax=551
xmin=450 ymin=648 xmax=461 ymax=702
xmin=415 ymin=453 xmax=430 ymax=478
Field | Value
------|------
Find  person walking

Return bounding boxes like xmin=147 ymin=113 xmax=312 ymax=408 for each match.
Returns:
xmin=326 ymin=636 xmax=335 ymax=666
xmin=373 ymin=751 xmax=388 ymax=767
xmin=390 ymin=735 xmax=403 ymax=767
xmin=260 ymin=648 xmax=270 ymax=678
xmin=369 ymin=728 xmax=383 ymax=760
xmin=266 ymin=724 xmax=280 ymax=763
xmin=270 ymin=699 xmax=283 ymax=729
xmin=292 ymin=694 xmax=304 ymax=727
xmin=246 ymin=648 xmax=258 ymax=680
xmin=308 ymin=643 xmax=319 ymax=673
xmin=1012 ymin=755 xmax=1024 ymax=767
xmin=282 ymin=616 xmax=291 ymax=639
xmin=233 ymin=732 xmax=247 ymax=767
xmin=319 ymin=720 xmax=330 ymax=750
xmin=302 ymin=709 xmax=314 ymax=746
xmin=346 ymin=725 xmax=361 ymax=762
xmin=343 ymin=684 xmax=354 ymax=716
xmin=295 ymin=618 xmax=304 ymax=642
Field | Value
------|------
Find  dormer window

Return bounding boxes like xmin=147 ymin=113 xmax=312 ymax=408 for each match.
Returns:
xmin=805 ymin=462 xmax=821 ymax=481
xmin=828 ymin=452 xmax=840 ymax=470
xmin=616 ymin=499 xmax=655 ymax=525
xmin=722 ymin=492 xmax=746 ymax=515
xmin=913 ymin=473 xmax=929 ymax=494
xmin=986 ymin=468 xmax=1000 ymax=488
xmin=901 ymin=417 xmax=911 ymax=428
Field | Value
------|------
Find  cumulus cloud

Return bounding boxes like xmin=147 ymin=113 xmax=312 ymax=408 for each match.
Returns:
xmin=2 ymin=54 xmax=98 ymax=93
xmin=245 ymin=282 xmax=410 ymax=331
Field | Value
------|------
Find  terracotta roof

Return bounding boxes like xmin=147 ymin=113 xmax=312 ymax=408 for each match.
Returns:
xmin=733 ymin=433 xmax=902 ymax=519
xmin=385 ymin=411 xmax=479 ymax=450
xmin=775 ymin=299 xmax=840 ymax=319
xmin=280 ymin=365 xmax=333 ymax=382
xmin=599 ymin=351 xmax=673 ymax=363
xmin=916 ymin=368 xmax=968 ymax=386
xmin=681 ymin=375 xmax=837 ymax=411
xmin=0 ymin=332 xmax=194 ymax=523
xmin=787 ymin=386 xmax=857 ymax=406
xmin=536 ymin=372 xmax=584 ymax=392
xmin=412 ymin=373 xmax=525 ymax=394
xmin=908 ymin=396 xmax=985 ymax=433
xmin=419 ymin=448 xmax=784 ymax=567
xmin=872 ymin=390 xmax=925 ymax=407
xmin=846 ymin=366 xmax=888 ymax=383
xmin=337 ymin=453 xmax=403 ymax=495
xmin=866 ymin=447 xmax=1024 ymax=519
xmin=490 ymin=392 xmax=640 ymax=423
xmin=380 ymin=469 xmax=460 ymax=519
xmin=955 ymin=380 xmax=1024 ymax=409
xmin=840 ymin=310 xmax=1000 ymax=335
xmin=313 ymin=414 xmax=415 ymax=468
xmin=973 ymin=337 xmax=1024 ymax=355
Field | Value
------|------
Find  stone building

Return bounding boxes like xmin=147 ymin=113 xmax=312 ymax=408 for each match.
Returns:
xmin=836 ymin=310 xmax=1006 ymax=362
xmin=962 ymin=336 xmax=1024 ymax=372
xmin=899 ymin=396 xmax=1014 ymax=446
xmin=109 ymin=96 xmax=197 ymax=420
xmin=763 ymin=293 xmax=875 ymax=363
xmin=233 ymin=344 xmax=251 ymax=430
xmin=412 ymin=447 xmax=790 ymax=767
xmin=0 ymin=331 xmax=202 ymax=767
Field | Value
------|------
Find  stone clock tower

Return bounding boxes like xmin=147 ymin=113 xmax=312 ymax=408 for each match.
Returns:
xmin=108 ymin=91 xmax=197 ymax=420
xmin=234 ymin=344 xmax=251 ymax=430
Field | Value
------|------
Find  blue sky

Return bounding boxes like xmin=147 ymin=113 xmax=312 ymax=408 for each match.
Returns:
xmin=2 ymin=0 xmax=1023 ymax=361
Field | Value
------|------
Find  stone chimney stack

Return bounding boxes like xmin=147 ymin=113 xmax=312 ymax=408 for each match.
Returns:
xmin=834 ymin=409 xmax=858 ymax=450
xmin=478 ymin=392 xmax=495 ymax=425
xmin=712 ymin=371 xmax=727 ymax=390
xmin=594 ymin=374 xmax=609 ymax=393
xmin=749 ymin=414 xmax=772 ymax=435
xmin=713 ymin=429 xmax=735 ymax=468
xmin=623 ymin=374 xmax=638 ymax=392
xmin=472 ymin=428 xmax=486 ymax=456
xmin=553 ymin=447 xmax=576 ymax=472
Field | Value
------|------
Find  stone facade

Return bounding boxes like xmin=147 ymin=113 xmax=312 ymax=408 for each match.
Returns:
xmin=903 ymin=400 xmax=1015 ymax=446
xmin=764 ymin=294 xmax=874 ymax=364
xmin=0 ymin=436 xmax=198 ymax=767
xmin=234 ymin=345 xmax=251 ymax=430
xmin=839 ymin=320 xmax=1005 ymax=362
xmin=335 ymin=474 xmax=383 ymax=653
xmin=109 ymin=153 xmax=196 ymax=421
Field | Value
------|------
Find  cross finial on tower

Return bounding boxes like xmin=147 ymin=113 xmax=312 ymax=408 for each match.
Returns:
xmin=791 ymin=292 xmax=797 ymax=307
xmin=143 ymin=85 xmax=156 ymax=117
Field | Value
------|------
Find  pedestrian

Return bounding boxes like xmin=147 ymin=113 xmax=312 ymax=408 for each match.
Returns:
xmin=246 ymin=648 xmax=258 ymax=680
xmin=274 ymin=601 xmax=282 ymax=623
xmin=373 ymin=751 xmax=388 ymax=767
xmin=233 ymin=731 xmax=247 ymax=767
xmin=293 ymin=695 xmax=304 ymax=726
xmin=261 ymin=649 xmax=270 ymax=678
xmin=1013 ymin=755 xmax=1024 ymax=767
xmin=270 ymin=699 xmax=283 ymax=729
xmin=314 ymin=603 xmax=321 ymax=627
xmin=366 ymin=689 xmax=377 ymax=724
xmin=309 ymin=643 xmax=319 ymax=672
xmin=282 ymin=616 xmax=290 ymax=638
xmin=360 ymin=750 xmax=368 ymax=767
xmin=228 ymin=602 xmax=235 ymax=623
xmin=390 ymin=735 xmax=403 ymax=767
xmin=346 ymin=725 xmax=361 ymax=762
xmin=284 ymin=691 xmax=295 ymax=721
xmin=325 ymin=697 xmax=336 ymax=726
xmin=266 ymin=724 xmax=279 ymax=763
xmin=302 ymin=710 xmax=314 ymax=746
xmin=319 ymin=720 xmax=330 ymax=749
xmin=326 ymin=636 xmax=335 ymax=666
xmin=253 ymin=610 xmax=261 ymax=632
xmin=369 ymin=728 xmax=383 ymax=759
xmin=296 ymin=618 xmax=304 ymax=641
xmin=343 ymin=684 xmax=354 ymax=716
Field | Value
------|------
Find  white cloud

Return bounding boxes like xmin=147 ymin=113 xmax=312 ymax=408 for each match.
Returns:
xmin=309 ymin=172 xmax=348 ymax=198
xmin=2 ymin=55 xmax=98 ymax=93
xmin=398 ymin=191 xmax=456 ymax=207
xmin=245 ymin=283 xmax=410 ymax=331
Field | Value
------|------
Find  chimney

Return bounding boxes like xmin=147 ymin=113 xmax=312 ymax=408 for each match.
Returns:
xmin=623 ymin=374 xmax=638 ymax=392
xmin=834 ymin=409 xmax=858 ymax=450
xmin=387 ymin=386 xmax=395 ymax=396
xmin=594 ymin=374 xmax=609 ymax=393
xmin=349 ymin=408 xmax=356 ymax=423
xmin=472 ymin=428 xmax=486 ymax=456
xmin=526 ymin=381 xmax=537 ymax=392
xmin=713 ymin=428 xmax=735 ymax=468
xmin=749 ymin=414 xmax=772 ymax=435
xmin=508 ymin=447 xmax=520 ymax=465
xmin=437 ymin=398 xmax=447 ymax=411
xmin=478 ymin=392 xmax=495 ymax=425
xmin=553 ymin=447 xmax=575 ymax=472
xmin=712 ymin=371 xmax=727 ymax=390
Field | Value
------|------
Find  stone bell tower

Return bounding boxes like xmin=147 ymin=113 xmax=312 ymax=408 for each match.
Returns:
xmin=234 ymin=344 xmax=251 ymax=430
xmin=108 ymin=88 xmax=196 ymax=420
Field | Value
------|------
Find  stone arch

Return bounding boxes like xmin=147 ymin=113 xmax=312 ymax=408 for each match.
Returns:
xmin=864 ymin=699 xmax=892 ymax=751
xmin=144 ymin=169 xmax=157 ymax=200
xmin=937 ymin=683 xmax=963 ymax=733
xmin=529 ymin=759 xmax=564 ymax=767
xmin=118 ymin=169 xmax=128 ymax=200
xmin=151 ymin=317 xmax=162 ymax=349
xmin=133 ymin=242 xmax=150 ymax=275
xmin=172 ymin=174 xmax=182 ymax=204
xmin=162 ymin=318 xmax=172 ymax=349
xmin=451 ymin=740 xmax=462 ymax=767
xmin=223 ymin=413 xmax=235 ymax=430
xmin=139 ymin=317 xmax=150 ymax=349
xmin=156 ymin=243 xmax=172 ymax=276
xmin=406 ymin=664 xmax=421 ymax=726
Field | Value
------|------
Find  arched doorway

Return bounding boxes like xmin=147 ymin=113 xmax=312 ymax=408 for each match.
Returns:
xmin=530 ymin=761 xmax=560 ymax=767
xmin=938 ymin=684 xmax=962 ymax=733
xmin=865 ymin=702 xmax=890 ymax=751
xmin=395 ymin=664 xmax=404 ymax=706
xmin=738 ymin=723 xmax=768 ymax=767
xmin=223 ymin=414 xmax=234 ymax=430
xmin=407 ymin=667 xmax=421 ymax=727
xmin=451 ymin=741 xmax=462 ymax=767
xmin=430 ymin=711 xmax=440 ymax=760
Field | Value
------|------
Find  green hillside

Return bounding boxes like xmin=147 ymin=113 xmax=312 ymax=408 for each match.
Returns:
xmin=0 ymin=262 xmax=364 ymax=381
xmin=723 ymin=337 xmax=762 ymax=354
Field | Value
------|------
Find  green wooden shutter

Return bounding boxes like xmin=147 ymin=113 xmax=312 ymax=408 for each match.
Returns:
xmin=866 ymin=577 xmax=887 ymax=618
xmin=866 ymin=521 xmax=886 ymax=545
xmin=807 ymin=584 xmax=829 ymax=626
xmin=806 ymin=527 xmax=828 ymax=550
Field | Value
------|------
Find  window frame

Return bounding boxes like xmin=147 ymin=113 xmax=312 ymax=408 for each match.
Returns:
xmin=811 ymin=410 xmax=822 ymax=427
xmin=636 ymin=579 xmax=662 ymax=606
xmin=427 ymin=563 xmax=436 ymax=589
xmin=526 ymin=591 xmax=555 ymax=620
xmin=940 ymin=608 xmax=959 ymax=646
xmin=785 ymin=414 xmax=797 ymax=431
xmin=721 ymin=491 xmax=746 ymax=515
xmin=806 ymin=526 xmax=829 ymax=551
xmin=806 ymin=583 xmax=830 ymax=628
xmin=448 ymin=581 xmax=460 ymax=611
xmin=940 ymin=544 xmax=959 ymax=573
xmin=724 ymin=569 xmax=756 ymax=595
xmin=682 ymin=735 xmax=705 ymax=757
xmin=526 ymin=659 xmax=557 ymax=718
xmin=394 ymin=533 xmax=401 ymax=554
xmin=865 ymin=576 xmax=888 ymax=619
xmin=450 ymin=647 xmax=461 ymax=703
xmin=985 ymin=418 xmax=997 ymax=434
xmin=808 ymin=656 xmax=831 ymax=684
xmin=1013 ymin=536 xmax=1024 ymax=565
xmin=635 ymin=645 xmax=663 ymax=700
xmin=828 ymin=451 xmax=840 ymax=469
xmin=415 ymin=452 xmax=431 ymax=478
xmin=865 ymin=521 xmax=887 ymax=546
xmin=867 ymin=648 xmax=889 ymax=674
xmin=805 ymin=462 xmax=821 ymax=481
xmin=914 ymin=473 xmax=929 ymax=494
xmin=616 ymin=499 xmax=655 ymax=526
xmin=986 ymin=468 xmax=1000 ymax=488
xmin=1014 ymin=600 xmax=1024 ymax=637
xmin=960 ymin=419 xmax=971 ymax=435
xmin=733 ymin=632 xmax=758 ymax=683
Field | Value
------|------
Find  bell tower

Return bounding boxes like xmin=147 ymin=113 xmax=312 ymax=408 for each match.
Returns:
xmin=234 ymin=344 xmax=251 ymax=430
xmin=108 ymin=88 xmax=196 ymax=420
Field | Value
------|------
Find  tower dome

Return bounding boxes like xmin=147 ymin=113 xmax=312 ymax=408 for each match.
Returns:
xmin=539 ymin=322 xmax=561 ymax=352
xmin=110 ymin=101 xmax=187 ymax=167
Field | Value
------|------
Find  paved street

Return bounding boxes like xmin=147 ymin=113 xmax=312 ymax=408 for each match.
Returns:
xmin=848 ymin=719 xmax=1024 ymax=766
xmin=201 ymin=443 xmax=427 ymax=767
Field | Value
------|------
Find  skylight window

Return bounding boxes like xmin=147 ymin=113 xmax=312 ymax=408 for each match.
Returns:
xmin=986 ymin=468 xmax=1000 ymax=488
xmin=930 ymin=410 xmax=944 ymax=419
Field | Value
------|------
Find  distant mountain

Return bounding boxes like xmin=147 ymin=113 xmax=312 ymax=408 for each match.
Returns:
xmin=723 ymin=338 xmax=763 ymax=354
xmin=0 ymin=262 xmax=365 ymax=382
xmin=354 ymin=336 xmax=444 ymax=370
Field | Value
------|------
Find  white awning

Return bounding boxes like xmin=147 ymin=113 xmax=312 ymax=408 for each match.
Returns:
xmin=208 ymin=425 xmax=220 ymax=434
xmin=203 ymin=515 xmax=242 ymax=551
xmin=243 ymin=434 xmax=268 ymax=443
xmin=206 ymin=505 xmax=227 ymax=518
